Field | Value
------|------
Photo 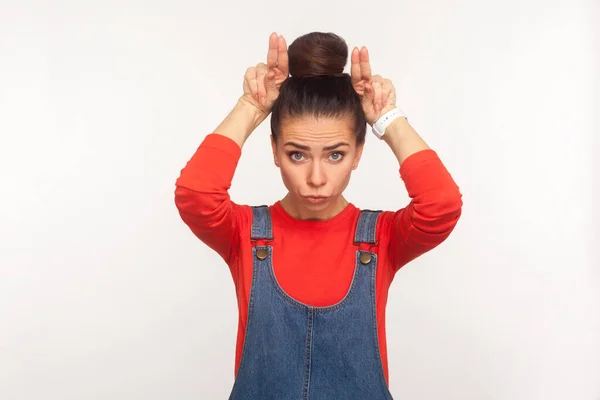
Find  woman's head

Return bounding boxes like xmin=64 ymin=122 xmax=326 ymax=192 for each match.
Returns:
xmin=270 ymin=32 xmax=366 ymax=219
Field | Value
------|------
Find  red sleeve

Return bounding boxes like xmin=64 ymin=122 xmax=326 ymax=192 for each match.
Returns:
xmin=174 ymin=133 xmax=246 ymax=265
xmin=388 ymin=149 xmax=463 ymax=271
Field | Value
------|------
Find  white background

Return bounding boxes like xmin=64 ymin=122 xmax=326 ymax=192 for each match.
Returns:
xmin=1 ymin=0 xmax=598 ymax=399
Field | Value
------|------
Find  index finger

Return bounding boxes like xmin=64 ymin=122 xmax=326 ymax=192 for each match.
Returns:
xmin=350 ymin=47 xmax=361 ymax=85
xmin=266 ymin=32 xmax=279 ymax=68
xmin=276 ymin=35 xmax=289 ymax=75
xmin=360 ymin=46 xmax=372 ymax=80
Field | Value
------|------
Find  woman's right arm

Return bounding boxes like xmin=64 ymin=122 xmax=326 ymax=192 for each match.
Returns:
xmin=174 ymin=100 xmax=268 ymax=264
xmin=174 ymin=33 xmax=288 ymax=264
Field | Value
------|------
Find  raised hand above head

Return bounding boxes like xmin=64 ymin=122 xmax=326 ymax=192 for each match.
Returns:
xmin=350 ymin=46 xmax=397 ymax=126
xmin=240 ymin=32 xmax=289 ymax=115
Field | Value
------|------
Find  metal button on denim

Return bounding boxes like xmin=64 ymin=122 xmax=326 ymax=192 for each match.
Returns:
xmin=256 ymin=248 xmax=268 ymax=260
xmin=360 ymin=251 xmax=372 ymax=264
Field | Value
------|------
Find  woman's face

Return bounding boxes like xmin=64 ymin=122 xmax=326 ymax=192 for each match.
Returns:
xmin=271 ymin=115 xmax=363 ymax=220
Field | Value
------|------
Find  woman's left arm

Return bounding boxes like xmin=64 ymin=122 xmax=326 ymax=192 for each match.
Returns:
xmin=382 ymin=116 xmax=428 ymax=164
xmin=351 ymin=46 xmax=463 ymax=271
xmin=383 ymin=117 xmax=463 ymax=271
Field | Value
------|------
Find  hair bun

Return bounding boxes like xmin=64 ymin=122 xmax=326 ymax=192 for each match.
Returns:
xmin=287 ymin=32 xmax=348 ymax=78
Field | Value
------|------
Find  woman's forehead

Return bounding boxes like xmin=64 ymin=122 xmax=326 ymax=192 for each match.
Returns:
xmin=280 ymin=116 xmax=355 ymax=144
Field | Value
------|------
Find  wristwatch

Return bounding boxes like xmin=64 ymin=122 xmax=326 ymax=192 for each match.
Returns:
xmin=371 ymin=107 xmax=406 ymax=139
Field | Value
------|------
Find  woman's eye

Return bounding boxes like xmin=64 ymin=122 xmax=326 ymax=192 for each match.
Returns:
xmin=290 ymin=152 xmax=305 ymax=161
xmin=329 ymin=152 xmax=344 ymax=161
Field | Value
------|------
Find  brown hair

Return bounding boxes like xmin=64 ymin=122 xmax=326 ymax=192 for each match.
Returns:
xmin=270 ymin=32 xmax=367 ymax=145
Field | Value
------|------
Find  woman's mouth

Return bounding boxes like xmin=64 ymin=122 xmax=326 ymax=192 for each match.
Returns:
xmin=303 ymin=196 xmax=328 ymax=204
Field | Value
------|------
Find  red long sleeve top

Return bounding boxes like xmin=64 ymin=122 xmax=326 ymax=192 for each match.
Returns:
xmin=174 ymin=133 xmax=463 ymax=385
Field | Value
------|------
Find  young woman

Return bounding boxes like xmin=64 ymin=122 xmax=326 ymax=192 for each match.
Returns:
xmin=175 ymin=31 xmax=463 ymax=399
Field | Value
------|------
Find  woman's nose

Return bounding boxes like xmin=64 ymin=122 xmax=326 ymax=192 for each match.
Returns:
xmin=307 ymin=162 xmax=326 ymax=187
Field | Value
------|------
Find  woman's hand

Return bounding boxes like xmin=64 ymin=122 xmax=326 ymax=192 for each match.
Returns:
xmin=239 ymin=32 xmax=289 ymax=116
xmin=351 ymin=46 xmax=397 ymax=126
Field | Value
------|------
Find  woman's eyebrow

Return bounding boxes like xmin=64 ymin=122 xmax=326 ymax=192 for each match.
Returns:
xmin=284 ymin=142 xmax=310 ymax=150
xmin=323 ymin=142 xmax=350 ymax=151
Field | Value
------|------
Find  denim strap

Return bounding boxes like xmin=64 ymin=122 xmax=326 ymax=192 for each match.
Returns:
xmin=250 ymin=205 xmax=273 ymax=240
xmin=354 ymin=210 xmax=382 ymax=244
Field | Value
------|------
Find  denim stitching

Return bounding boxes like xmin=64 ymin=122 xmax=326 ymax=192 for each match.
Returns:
xmin=229 ymin=246 xmax=261 ymax=399
xmin=302 ymin=308 xmax=314 ymax=399
xmin=369 ymin=254 xmax=394 ymax=399
xmin=354 ymin=210 xmax=381 ymax=244
xmin=264 ymin=246 xmax=310 ymax=311
xmin=251 ymin=206 xmax=273 ymax=240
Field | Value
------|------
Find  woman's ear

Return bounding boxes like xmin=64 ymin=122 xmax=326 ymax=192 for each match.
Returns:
xmin=270 ymin=134 xmax=280 ymax=167
xmin=352 ymin=143 xmax=364 ymax=170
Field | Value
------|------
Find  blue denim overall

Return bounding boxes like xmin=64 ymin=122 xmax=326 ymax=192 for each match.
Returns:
xmin=229 ymin=206 xmax=394 ymax=400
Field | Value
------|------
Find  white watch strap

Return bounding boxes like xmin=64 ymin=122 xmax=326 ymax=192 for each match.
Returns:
xmin=372 ymin=107 xmax=406 ymax=139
